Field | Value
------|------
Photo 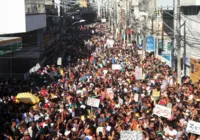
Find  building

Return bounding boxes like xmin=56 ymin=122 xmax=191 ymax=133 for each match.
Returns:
xmin=0 ymin=0 xmax=47 ymax=78
xmin=180 ymin=0 xmax=200 ymax=81
xmin=0 ymin=0 xmax=46 ymax=35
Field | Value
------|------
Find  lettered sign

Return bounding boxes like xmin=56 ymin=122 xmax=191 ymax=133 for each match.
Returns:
xmin=87 ymin=97 xmax=100 ymax=108
xmin=153 ymin=104 xmax=171 ymax=119
xmin=120 ymin=131 xmax=142 ymax=140
xmin=186 ymin=120 xmax=200 ymax=135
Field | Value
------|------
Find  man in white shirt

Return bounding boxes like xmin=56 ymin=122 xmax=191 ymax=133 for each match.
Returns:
xmin=163 ymin=122 xmax=170 ymax=136
xmin=166 ymin=125 xmax=177 ymax=140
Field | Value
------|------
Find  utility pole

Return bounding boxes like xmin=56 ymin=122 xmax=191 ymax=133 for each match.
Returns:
xmin=142 ymin=16 xmax=147 ymax=60
xmin=172 ymin=0 xmax=176 ymax=69
xmin=177 ymin=0 xmax=181 ymax=83
xmin=161 ymin=7 xmax=164 ymax=53
xmin=183 ymin=21 xmax=186 ymax=76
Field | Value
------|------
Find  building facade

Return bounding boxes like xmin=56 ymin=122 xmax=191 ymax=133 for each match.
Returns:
xmin=0 ymin=0 xmax=47 ymax=78
xmin=180 ymin=0 xmax=200 ymax=81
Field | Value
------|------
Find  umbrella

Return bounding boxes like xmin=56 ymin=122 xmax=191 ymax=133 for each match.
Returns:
xmin=16 ymin=92 xmax=40 ymax=104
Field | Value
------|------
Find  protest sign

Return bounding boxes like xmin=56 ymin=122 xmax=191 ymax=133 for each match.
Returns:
xmin=152 ymin=90 xmax=160 ymax=98
xmin=87 ymin=97 xmax=100 ymax=108
xmin=106 ymin=39 xmax=114 ymax=48
xmin=57 ymin=57 xmax=62 ymax=66
xmin=134 ymin=94 xmax=139 ymax=102
xmin=186 ymin=120 xmax=200 ymax=135
xmin=101 ymin=18 xmax=106 ymax=23
xmin=106 ymin=88 xmax=114 ymax=99
xmin=112 ymin=64 xmax=121 ymax=70
xmin=138 ymin=50 xmax=142 ymax=55
xmin=135 ymin=67 xmax=143 ymax=80
xmin=120 ymin=131 xmax=142 ymax=140
xmin=153 ymin=104 xmax=171 ymax=119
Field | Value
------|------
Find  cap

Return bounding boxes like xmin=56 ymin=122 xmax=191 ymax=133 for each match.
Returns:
xmin=45 ymin=116 xmax=49 ymax=121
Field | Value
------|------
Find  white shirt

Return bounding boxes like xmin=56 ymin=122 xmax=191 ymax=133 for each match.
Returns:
xmin=168 ymin=129 xmax=177 ymax=140
xmin=163 ymin=126 xmax=170 ymax=135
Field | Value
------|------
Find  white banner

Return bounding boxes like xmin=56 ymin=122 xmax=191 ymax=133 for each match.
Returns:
xmin=87 ymin=97 xmax=100 ymax=108
xmin=153 ymin=104 xmax=172 ymax=119
xmin=112 ymin=64 xmax=121 ymax=70
xmin=120 ymin=131 xmax=142 ymax=140
xmin=186 ymin=120 xmax=200 ymax=135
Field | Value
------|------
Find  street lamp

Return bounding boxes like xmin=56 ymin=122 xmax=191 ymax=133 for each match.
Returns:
xmin=72 ymin=19 xmax=86 ymax=25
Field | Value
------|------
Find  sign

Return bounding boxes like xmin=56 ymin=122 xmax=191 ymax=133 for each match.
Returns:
xmin=101 ymin=18 xmax=106 ymax=23
xmin=146 ymin=36 xmax=154 ymax=52
xmin=135 ymin=67 xmax=143 ymax=80
xmin=138 ymin=50 xmax=142 ymax=55
xmin=153 ymin=104 xmax=171 ymax=119
xmin=186 ymin=120 xmax=200 ymax=135
xmin=112 ymin=64 xmax=122 ymax=70
xmin=106 ymin=88 xmax=114 ymax=99
xmin=134 ymin=94 xmax=139 ymax=102
xmin=87 ymin=97 xmax=100 ymax=108
xmin=152 ymin=90 xmax=160 ymax=98
xmin=156 ymin=55 xmax=171 ymax=67
xmin=57 ymin=57 xmax=62 ymax=66
xmin=120 ymin=131 xmax=142 ymax=140
xmin=29 ymin=63 xmax=41 ymax=73
xmin=106 ymin=39 xmax=114 ymax=48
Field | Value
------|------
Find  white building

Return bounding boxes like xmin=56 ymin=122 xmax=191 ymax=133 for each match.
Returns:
xmin=0 ymin=0 xmax=46 ymax=35
xmin=180 ymin=0 xmax=200 ymax=79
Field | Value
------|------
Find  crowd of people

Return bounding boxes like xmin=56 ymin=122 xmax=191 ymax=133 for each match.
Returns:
xmin=0 ymin=23 xmax=200 ymax=140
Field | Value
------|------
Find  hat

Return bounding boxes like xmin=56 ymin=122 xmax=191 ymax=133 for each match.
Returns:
xmin=45 ymin=116 xmax=49 ymax=121
xmin=50 ymin=123 xmax=54 ymax=127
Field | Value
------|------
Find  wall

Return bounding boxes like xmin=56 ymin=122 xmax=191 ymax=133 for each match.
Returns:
xmin=181 ymin=0 xmax=200 ymax=6
xmin=26 ymin=14 xmax=47 ymax=32
xmin=0 ymin=0 xmax=26 ymax=34
xmin=181 ymin=15 xmax=200 ymax=60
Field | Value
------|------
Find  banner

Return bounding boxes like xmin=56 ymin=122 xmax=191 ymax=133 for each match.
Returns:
xmin=112 ymin=64 xmax=121 ymax=70
xmin=186 ymin=120 xmax=200 ymax=135
xmin=120 ymin=131 xmax=142 ymax=140
xmin=87 ymin=97 xmax=100 ymax=108
xmin=146 ymin=36 xmax=154 ymax=52
xmin=153 ymin=104 xmax=171 ymax=119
